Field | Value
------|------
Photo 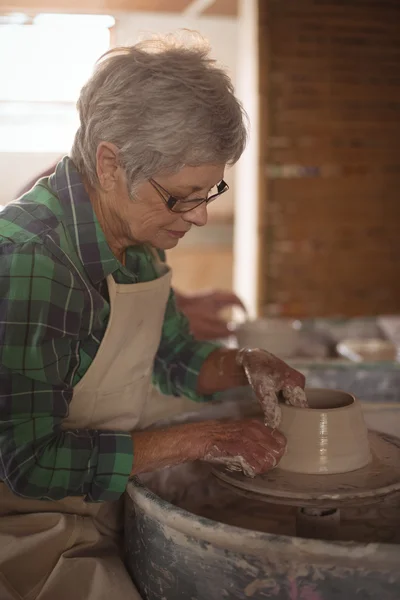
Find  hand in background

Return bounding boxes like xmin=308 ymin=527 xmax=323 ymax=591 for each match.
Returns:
xmin=176 ymin=289 xmax=246 ymax=340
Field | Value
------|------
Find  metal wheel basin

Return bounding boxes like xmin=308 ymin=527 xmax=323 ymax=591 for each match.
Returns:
xmin=125 ymin=473 xmax=400 ymax=600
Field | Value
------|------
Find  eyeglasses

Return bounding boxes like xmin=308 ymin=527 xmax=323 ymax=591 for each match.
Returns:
xmin=149 ymin=178 xmax=229 ymax=213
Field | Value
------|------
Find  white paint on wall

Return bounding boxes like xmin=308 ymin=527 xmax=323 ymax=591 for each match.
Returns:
xmin=233 ymin=0 xmax=260 ymax=318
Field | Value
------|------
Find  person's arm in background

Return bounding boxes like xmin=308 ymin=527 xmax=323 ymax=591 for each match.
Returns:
xmin=175 ymin=289 xmax=245 ymax=340
xmin=154 ymin=247 xmax=245 ymax=342
xmin=152 ymin=247 xmax=245 ymax=400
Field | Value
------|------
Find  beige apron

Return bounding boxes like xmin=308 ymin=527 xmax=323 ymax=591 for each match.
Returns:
xmin=140 ymin=386 xmax=211 ymax=429
xmin=0 ymin=251 xmax=173 ymax=600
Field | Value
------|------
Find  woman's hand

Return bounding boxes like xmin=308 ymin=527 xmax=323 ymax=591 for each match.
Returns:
xmin=200 ymin=418 xmax=286 ymax=477
xmin=131 ymin=418 xmax=286 ymax=478
xmin=237 ymin=348 xmax=308 ymax=429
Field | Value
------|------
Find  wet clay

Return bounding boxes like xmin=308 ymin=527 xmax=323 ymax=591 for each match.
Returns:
xmin=236 ymin=348 xmax=308 ymax=428
xmin=139 ymin=462 xmax=400 ymax=545
xmin=277 ymin=389 xmax=372 ymax=474
xmin=203 ymin=451 xmax=258 ymax=478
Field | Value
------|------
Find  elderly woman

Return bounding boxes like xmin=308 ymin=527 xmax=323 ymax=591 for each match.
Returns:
xmin=0 ymin=36 xmax=306 ymax=600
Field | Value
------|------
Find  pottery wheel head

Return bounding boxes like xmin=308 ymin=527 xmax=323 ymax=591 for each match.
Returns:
xmin=212 ymin=431 xmax=400 ymax=508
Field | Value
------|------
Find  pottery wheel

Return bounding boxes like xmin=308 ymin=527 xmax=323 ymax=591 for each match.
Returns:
xmin=212 ymin=431 xmax=400 ymax=508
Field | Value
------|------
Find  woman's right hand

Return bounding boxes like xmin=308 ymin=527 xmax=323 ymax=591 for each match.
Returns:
xmin=131 ymin=418 xmax=286 ymax=478
xmin=199 ymin=419 xmax=286 ymax=477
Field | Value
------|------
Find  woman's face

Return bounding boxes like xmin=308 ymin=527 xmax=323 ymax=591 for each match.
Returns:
xmin=128 ymin=163 xmax=225 ymax=249
xmin=97 ymin=144 xmax=225 ymax=250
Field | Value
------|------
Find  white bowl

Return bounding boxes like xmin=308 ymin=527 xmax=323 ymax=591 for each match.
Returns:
xmin=234 ymin=318 xmax=300 ymax=358
xmin=278 ymin=388 xmax=372 ymax=475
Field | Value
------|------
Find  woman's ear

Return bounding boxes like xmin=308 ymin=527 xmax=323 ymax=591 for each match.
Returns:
xmin=96 ymin=142 xmax=121 ymax=191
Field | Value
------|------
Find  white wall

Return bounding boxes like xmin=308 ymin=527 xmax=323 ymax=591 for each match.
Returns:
xmin=0 ymin=152 xmax=61 ymax=202
xmin=0 ymin=12 xmax=238 ymax=206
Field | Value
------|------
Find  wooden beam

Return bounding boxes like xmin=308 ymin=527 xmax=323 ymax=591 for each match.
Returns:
xmin=202 ymin=0 xmax=238 ymax=16
xmin=0 ymin=0 xmax=191 ymax=14
xmin=0 ymin=0 xmax=237 ymax=16
xmin=183 ymin=0 xmax=215 ymax=17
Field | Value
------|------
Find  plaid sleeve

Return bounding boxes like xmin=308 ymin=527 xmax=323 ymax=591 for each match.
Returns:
xmin=0 ymin=240 xmax=132 ymax=502
xmin=153 ymin=287 xmax=221 ymax=402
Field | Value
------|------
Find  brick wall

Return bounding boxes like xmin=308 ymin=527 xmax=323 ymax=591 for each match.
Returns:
xmin=258 ymin=0 xmax=400 ymax=317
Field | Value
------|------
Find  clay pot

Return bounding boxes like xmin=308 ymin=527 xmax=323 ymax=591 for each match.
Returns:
xmin=234 ymin=318 xmax=300 ymax=358
xmin=278 ymin=388 xmax=372 ymax=475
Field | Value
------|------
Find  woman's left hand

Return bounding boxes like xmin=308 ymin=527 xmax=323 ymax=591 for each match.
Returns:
xmin=237 ymin=348 xmax=308 ymax=429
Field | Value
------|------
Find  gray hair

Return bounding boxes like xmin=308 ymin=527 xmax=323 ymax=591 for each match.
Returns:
xmin=70 ymin=31 xmax=247 ymax=189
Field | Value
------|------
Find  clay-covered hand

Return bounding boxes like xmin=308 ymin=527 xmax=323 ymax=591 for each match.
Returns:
xmin=237 ymin=348 xmax=308 ymax=429
xmin=175 ymin=289 xmax=246 ymax=340
xmin=131 ymin=419 xmax=285 ymax=478
xmin=201 ymin=419 xmax=286 ymax=477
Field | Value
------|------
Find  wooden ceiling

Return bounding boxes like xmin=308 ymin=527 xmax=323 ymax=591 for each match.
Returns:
xmin=0 ymin=0 xmax=238 ymax=16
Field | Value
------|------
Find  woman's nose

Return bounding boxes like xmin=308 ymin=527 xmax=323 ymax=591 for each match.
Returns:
xmin=182 ymin=202 xmax=208 ymax=227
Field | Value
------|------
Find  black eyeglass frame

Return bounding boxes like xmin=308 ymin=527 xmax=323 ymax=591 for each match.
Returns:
xmin=149 ymin=178 xmax=229 ymax=213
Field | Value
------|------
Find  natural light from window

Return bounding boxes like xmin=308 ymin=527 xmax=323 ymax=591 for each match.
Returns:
xmin=0 ymin=13 xmax=114 ymax=152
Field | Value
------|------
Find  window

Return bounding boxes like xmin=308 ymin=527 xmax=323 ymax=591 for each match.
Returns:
xmin=0 ymin=13 xmax=114 ymax=152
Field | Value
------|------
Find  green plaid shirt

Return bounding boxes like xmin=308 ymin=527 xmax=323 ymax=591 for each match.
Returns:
xmin=0 ymin=157 xmax=218 ymax=502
